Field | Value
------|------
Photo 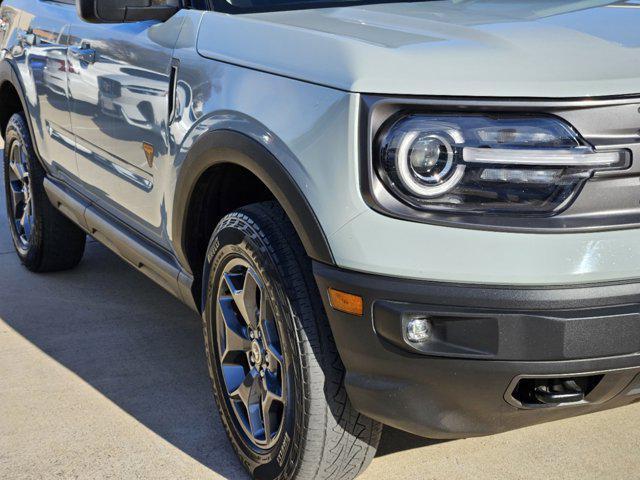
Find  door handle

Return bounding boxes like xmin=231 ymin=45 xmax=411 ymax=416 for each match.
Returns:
xmin=69 ymin=43 xmax=95 ymax=64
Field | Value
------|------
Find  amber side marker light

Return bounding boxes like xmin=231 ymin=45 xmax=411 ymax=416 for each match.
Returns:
xmin=328 ymin=288 xmax=363 ymax=316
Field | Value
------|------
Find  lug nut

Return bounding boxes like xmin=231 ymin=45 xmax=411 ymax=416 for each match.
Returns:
xmin=260 ymin=370 xmax=265 ymax=377
xmin=249 ymin=330 xmax=254 ymax=339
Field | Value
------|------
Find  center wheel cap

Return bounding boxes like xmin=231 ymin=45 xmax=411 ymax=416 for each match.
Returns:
xmin=251 ymin=340 xmax=263 ymax=366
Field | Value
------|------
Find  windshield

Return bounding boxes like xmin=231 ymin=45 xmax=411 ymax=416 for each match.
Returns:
xmin=211 ymin=0 xmax=435 ymax=13
xmin=210 ymin=0 xmax=629 ymax=15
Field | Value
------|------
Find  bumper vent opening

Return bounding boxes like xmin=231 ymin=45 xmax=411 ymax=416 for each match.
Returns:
xmin=511 ymin=375 xmax=604 ymax=408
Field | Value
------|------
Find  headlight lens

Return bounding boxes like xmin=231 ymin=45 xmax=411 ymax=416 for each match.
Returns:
xmin=376 ymin=114 xmax=627 ymax=215
xmin=397 ymin=130 xmax=465 ymax=198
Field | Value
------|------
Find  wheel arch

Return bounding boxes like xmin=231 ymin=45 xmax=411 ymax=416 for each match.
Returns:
xmin=0 ymin=60 xmax=44 ymax=168
xmin=173 ymin=129 xmax=335 ymax=302
xmin=0 ymin=60 xmax=28 ymax=134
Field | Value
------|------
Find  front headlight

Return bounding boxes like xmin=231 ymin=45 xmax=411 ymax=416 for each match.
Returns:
xmin=376 ymin=114 xmax=627 ymax=215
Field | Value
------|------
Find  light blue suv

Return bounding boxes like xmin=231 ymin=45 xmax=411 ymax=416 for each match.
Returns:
xmin=2 ymin=1 xmax=640 ymax=478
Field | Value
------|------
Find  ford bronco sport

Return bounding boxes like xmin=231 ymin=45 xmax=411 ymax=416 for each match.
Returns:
xmin=2 ymin=0 xmax=640 ymax=479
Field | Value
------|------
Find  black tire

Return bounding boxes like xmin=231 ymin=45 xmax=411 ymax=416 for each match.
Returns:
xmin=3 ymin=112 xmax=86 ymax=272
xmin=203 ymin=201 xmax=381 ymax=480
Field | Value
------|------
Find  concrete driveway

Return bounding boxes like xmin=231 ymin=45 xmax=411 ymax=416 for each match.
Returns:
xmin=1 ymin=140 xmax=639 ymax=480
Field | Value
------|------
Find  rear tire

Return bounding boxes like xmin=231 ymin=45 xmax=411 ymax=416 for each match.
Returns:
xmin=3 ymin=112 xmax=86 ymax=272
xmin=203 ymin=201 xmax=381 ymax=480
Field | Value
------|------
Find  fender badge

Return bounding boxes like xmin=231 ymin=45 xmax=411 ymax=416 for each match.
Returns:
xmin=143 ymin=142 xmax=154 ymax=168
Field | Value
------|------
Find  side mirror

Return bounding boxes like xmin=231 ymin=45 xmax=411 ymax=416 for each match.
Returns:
xmin=76 ymin=0 xmax=178 ymax=23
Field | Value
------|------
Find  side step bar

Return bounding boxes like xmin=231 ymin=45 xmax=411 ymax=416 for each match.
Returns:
xmin=44 ymin=177 xmax=197 ymax=312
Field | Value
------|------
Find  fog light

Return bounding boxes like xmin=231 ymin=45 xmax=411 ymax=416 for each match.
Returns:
xmin=406 ymin=317 xmax=432 ymax=343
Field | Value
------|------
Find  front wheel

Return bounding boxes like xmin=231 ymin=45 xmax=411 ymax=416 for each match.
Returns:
xmin=202 ymin=201 xmax=381 ymax=480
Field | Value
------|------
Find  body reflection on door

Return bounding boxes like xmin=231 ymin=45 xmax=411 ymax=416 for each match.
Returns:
xmin=66 ymin=17 xmax=184 ymax=247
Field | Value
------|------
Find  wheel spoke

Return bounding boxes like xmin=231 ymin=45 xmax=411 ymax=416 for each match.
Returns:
xmin=9 ymin=153 xmax=27 ymax=182
xmin=261 ymin=375 xmax=284 ymax=441
xmin=241 ymin=269 xmax=261 ymax=328
xmin=264 ymin=369 xmax=283 ymax=400
xmin=261 ymin=315 xmax=284 ymax=370
xmin=9 ymin=159 xmax=20 ymax=180
xmin=19 ymin=202 xmax=32 ymax=240
xmin=223 ymin=272 xmax=251 ymax=327
xmin=19 ymin=203 xmax=28 ymax=229
xmin=221 ymin=364 xmax=247 ymax=395
xmin=230 ymin=368 xmax=265 ymax=439
xmin=258 ymin=285 xmax=270 ymax=324
xmin=23 ymin=183 xmax=31 ymax=204
xmin=229 ymin=367 xmax=258 ymax=407
xmin=9 ymin=184 xmax=25 ymax=216
xmin=223 ymin=268 xmax=262 ymax=328
xmin=247 ymin=401 xmax=264 ymax=439
xmin=218 ymin=297 xmax=252 ymax=362
xmin=261 ymin=394 xmax=273 ymax=440
xmin=225 ymin=269 xmax=261 ymax=328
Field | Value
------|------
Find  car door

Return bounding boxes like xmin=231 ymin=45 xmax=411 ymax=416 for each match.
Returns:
xmin=67 ymin=16 xmax=184 ymax=245
xmin=9 ymin=0 xmax=78 ymax=179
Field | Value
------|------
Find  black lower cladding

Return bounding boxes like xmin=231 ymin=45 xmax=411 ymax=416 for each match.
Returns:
xmin=312 ymin=261 xmax=640 ymax=439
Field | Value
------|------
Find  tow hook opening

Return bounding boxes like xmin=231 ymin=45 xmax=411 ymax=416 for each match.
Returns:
xmin=510 ymin=375 xmax=604 ymax=408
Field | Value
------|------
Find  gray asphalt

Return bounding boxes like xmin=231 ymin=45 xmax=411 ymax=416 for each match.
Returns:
xmin=1 ymin=141 xmax=639 ymax=479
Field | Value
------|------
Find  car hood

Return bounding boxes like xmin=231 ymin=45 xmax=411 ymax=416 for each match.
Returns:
xmin=196 ymin=0 xmax=640 ymax=98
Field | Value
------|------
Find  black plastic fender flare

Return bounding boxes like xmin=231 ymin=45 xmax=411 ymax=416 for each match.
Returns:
xmin=0 ymin=59 xmax=46 ymax=169
xmin=171 ymin=129 xmax=335 ymax=274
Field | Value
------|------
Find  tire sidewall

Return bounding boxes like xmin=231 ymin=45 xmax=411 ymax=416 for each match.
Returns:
xmin=203 ymin=219 xmax=305 ymax=480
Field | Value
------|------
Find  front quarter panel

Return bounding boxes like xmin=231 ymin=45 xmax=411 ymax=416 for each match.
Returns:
xmin=168 ymin=11 xmax=365 ymax=272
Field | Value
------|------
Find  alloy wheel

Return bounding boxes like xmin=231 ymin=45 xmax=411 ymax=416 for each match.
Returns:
xmin=7 ymin=140 xmax=33 ymax=250
xmin=215 ymin=258 xmax=287 ymax=450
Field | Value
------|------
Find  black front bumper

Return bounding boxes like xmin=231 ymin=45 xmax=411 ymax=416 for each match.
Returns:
xmin=313 ymin=262 xmax=640 ymax=439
